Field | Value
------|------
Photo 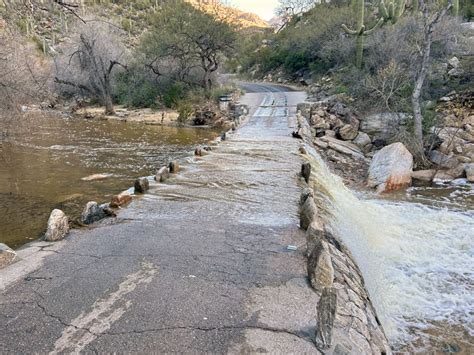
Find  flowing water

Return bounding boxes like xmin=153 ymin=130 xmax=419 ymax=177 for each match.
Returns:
xmin=0 ymin=113 xmax=219 ymax=248
xmin=305 ymin=145 xmax=474 ymax=353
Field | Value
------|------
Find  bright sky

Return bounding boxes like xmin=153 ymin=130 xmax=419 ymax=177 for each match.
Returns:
xmin=229 ymin=0 xmax=280 ymax=20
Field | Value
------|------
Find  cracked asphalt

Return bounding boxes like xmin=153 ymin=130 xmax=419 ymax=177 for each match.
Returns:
xmin=0 ymin=84 xmax=320 ymax=353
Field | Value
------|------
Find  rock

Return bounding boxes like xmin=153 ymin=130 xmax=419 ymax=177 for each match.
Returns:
xmin=110 ymin=194 xmax=132 ymax=208
xmin=429 ymin=150 xmax=460 ymax=169
xmin=308 ymin=240 xmax=334 ymax=292
xmin=81 ymin=173 xmax=112 ymax=181
xmin=195 ymin=147 xmax=210 ymax=156
xmin=446 ymin=164 xmax=466 ymax=179
xmin=155 ymin=166 xmax=170 ymax=182
xmin=352 ymin=132 xmax=371 ymax=148
xmin=448 ymin=56 xmax=460 ymax=69
xmin=433 ymin=171 xmax=455 ymax=184
xmin=359 ymin=112 xmax=407 ymax=141
xmin=0 ymin=243 xmax=16 ymax=269
xmin=301 ymin=163 xmax=311 ymax=183
xmin=299 ymin=146 xmax=307 ymax=155
xmin=411 ymin=169 xmax=436 ymax=183
xmin=325 ymin=130 xmax=336 ymax=138
xmin=134 ymin=177 xmax=149 ymax=194
xmin=292 ymin=130 xmax=303 ymax=139
xmin=367 ymin=142 xmax=413 ymax=193
xmin=314 ymin=139 xmax=329 ymax=149
xmin=306 ymin=219 xmax=324 ymax=257
xmin=337 ymin=124 xmax=358 ymax=141
xmin=300 ymin=195 xmax=318 ymax=230
xmin=81 ymin=201 xmax=108 ymax=224
xmin=300 ymin=187 xmax=314 ymax=206
xmin=44 ymin=209 xmax=69 ymax=241
xmin=320 ymin=136 xmax=365 ymax=159
xmin=315 ymin=287 xmax=337 ymax=350
xmin=464 ymin=163 xmax=474 ymax=182
xmin=168 ymin=161 xmax=180 ymax=174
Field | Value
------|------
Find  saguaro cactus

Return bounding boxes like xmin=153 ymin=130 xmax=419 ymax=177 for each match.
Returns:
xmin=379 ymin=0 xmax=406 ymax=23
xmin=452 ymin=0 xmax=459 ymax=16
xmin=342 ymin=0 xmax=383 ymax=69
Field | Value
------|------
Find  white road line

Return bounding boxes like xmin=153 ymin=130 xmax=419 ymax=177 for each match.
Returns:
xmin=51 ymin=262 xmax=157 ymax=354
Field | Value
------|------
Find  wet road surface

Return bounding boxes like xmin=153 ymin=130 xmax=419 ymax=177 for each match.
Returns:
xmin=0 ymin=84 xmax=318 ymax=353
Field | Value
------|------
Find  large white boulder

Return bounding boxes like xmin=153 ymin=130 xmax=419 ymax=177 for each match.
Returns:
xmin=367 ymin=142 xmax=413 ymax=193
xmin=0 ymin=243 xmax=16 ymax=269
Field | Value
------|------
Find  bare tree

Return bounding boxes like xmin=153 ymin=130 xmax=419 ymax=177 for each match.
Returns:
xmin=411 ymin=0 xmax=452 ymax=149
xmin=54 ymin=22 xmax=128 ymax=114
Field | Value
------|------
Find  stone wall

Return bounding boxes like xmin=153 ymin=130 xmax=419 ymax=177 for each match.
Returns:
xmin=296 ymin=115 xmax=392 ymax=354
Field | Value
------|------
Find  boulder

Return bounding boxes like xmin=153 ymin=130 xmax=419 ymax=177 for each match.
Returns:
xmin=315 ymin=287 xmax=337 ymax=350
xmin=464 ymin=163 xmax=474 ymax=182
xmin=195 ymin=147 xmax=210 ymax=156
xmin=337 ymin=124 xmax=358 ymax=141
xmin=308 ymin=241 xmax=334 ymax=292
xmin=134 ymin=177 xmax=149 ymax=193
xmin=359 ymin=112 xmax=407 ymax=141
xmin=411 ymin=169 xmax=436 ymax=183
xmin=433 ymin=171 xmax=455 ymax=184
xmin=367 ymin=142 xmax=413 ymax=193
xmin=300 ymin=195 xmax=318 ymax=230
xmin=301 ymin=162 xmax=311 ymax=183
xmin=44 ymin=209 xmax=69 ymax=241
xmin=168 ymin=161 xmax=180 ymax=174
xmin=306 ymin=219 xmax=324 ymax=257
xmin=299 ymin=146 xmax=308 ymax=155
xmin=110 ymin=194 xmax=132 ymax=208
xmin=429 ymin=150 xmax=460 ymax=169
xmin=155 ymin=166 xmax=170 ymax=182
xmin=81 ymin=201 xmax=110 ymax=224
xmin=353 ymin=132 xmax=371 ymax=148
xmin=0 ymin=243 xmax=16 ymax=269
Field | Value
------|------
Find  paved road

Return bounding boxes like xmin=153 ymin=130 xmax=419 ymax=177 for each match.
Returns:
xmin=0 ymin=84 xmax=320 ymax=353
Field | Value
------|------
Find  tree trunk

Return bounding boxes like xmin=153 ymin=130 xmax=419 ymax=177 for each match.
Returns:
xmin=411 ymin=29 xmax=432 ymax=148
xmin=103 ymin=77 xmax=114 ymax=115
xmin=203 ymin=70 xmax=212 ymax=92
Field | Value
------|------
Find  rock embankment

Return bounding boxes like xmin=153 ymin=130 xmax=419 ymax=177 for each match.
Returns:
xmin=298 ymin=155 xmax=391 ymax=354
xmin=295 ymin=115 xmax=392 ymax=354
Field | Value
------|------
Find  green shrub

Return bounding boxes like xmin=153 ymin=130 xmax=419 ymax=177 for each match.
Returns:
xmin=163 ymin=83 xmax=187 ymax=109
xmin=176 ymin=101 xmax=193 ymax=126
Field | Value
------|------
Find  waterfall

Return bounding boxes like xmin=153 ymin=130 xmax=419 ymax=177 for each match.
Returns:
xmin=305 ymin=145 xmax=474 ymax=348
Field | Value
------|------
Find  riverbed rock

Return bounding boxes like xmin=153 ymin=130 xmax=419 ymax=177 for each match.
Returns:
xmin=429 ymin=150 xmax=460 ymax=169
xmin=134 ymin=177 xmax=149 ymax=193
xmin=155 ymin=166 xmax=170 ymax=182
xmin=300 ymin=195 xmax=318 ymax=230
xmin=44 ymin=209 xmax=69 ymax=241
xmin=465 ymin=163 xmax=474 ymax=182
xmin=411 ymin=169 xmax=436 ymax=183
xmin=81 ymin=173 xmax=112 ymax=181
xmin=168 ymin=161 xmax=180 ymax=174
xmin=110 ymin=194 xmax=132 ymax=208
xmin=81 ymin=201 xmax=107 ymax=224
xmin=301 ymin=162 xmax=311 ymax=183
xmin=367 ymin=142 xmax=413 ymax=193
xmin=315 ymin=287 xmax=337 ymax=350
xmin=308 ymin=240 xmax=334 ymax=292
xmin=0 ymin=243 xmax=16 ymax=269
xmin=320 ymin=136 xmax=365 ymax=159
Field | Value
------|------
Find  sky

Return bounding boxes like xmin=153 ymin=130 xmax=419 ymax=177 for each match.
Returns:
xmin=229 ymin=0 xmax=280 ymax=20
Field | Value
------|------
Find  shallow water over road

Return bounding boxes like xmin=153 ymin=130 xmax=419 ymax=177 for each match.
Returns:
xmin=0 ymin=115 xmax=218 ymax=248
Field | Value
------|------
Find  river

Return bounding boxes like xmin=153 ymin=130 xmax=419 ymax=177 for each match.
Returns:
xmin=0 ymin=112 xmax=219 ymax=249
